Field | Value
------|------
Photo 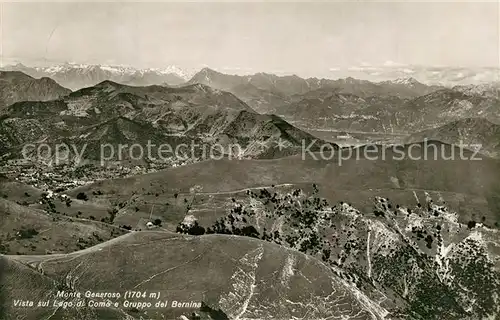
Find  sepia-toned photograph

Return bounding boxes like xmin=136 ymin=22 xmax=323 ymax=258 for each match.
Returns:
xmin=0 ymin=1 xmax=499 ymax=319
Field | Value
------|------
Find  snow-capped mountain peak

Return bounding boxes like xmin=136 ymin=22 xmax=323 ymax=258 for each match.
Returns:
xmin=2 ymin=62 xmax=190 ymax=89
xmin=391 ymin=77 xmax=422 ymax=87
xmin=151 ymin=65 xmax=190 ymax=78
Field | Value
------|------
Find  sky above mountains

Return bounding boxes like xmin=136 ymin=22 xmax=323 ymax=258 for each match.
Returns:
xmin=1 ymin=1 xmax=498 ymax=78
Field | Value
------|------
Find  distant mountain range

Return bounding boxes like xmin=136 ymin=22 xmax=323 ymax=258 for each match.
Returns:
xmin=187 ymin=68 xmax=445 ymax=113
xmin=1 ymin=63 xmax=190 ymax=90
xmin=272 ymin=86 xmax=500 ymax=133
xmin=190 ymin=67 xmax=444 ymax=98
xmin=329 ymin=63 xmax=500 ymax=87
xmin=1 ymin=69 xmax=500 ymax=161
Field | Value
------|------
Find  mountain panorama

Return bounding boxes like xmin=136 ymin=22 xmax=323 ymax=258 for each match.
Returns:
xmin=0 ymin=62 xmax=500 ymax=320
xmin=3 ymin=62 xmax=499 ymax=90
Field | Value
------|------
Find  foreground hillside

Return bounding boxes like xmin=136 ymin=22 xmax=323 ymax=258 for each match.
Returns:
xmin=176 ymin=185 xmax=500 ymax=319
xmin=1 ymin=231 xmax=385 ymax=320
xmin=273 ymin=88 xmax=500 ymax=133
xmin=1 ymin=69 xmax=500 ymax=320
xmin=0 ymin=198 xmax=127 ymax=255
xmin=69 ymin=141 xmax=500 ymax=227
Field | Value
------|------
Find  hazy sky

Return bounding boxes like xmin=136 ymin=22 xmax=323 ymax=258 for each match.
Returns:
xmin=1 ymin=1 xmax=499 ymax=76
